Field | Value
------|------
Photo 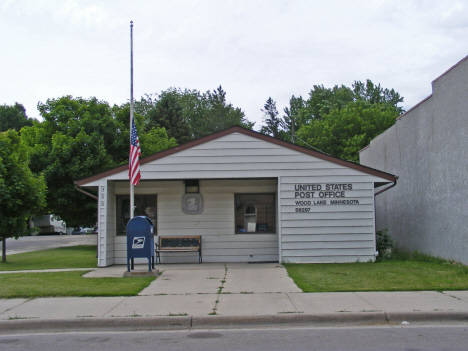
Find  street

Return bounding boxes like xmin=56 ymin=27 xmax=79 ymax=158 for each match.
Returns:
xmin=0 ymin=325 xmax=467 ymax=351
xmin=2 ymin=235 xmax=97 ymax=254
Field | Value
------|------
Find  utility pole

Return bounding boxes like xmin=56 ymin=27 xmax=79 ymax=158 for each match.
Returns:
xmin=291 ymin=116 xmax=295 ymax=143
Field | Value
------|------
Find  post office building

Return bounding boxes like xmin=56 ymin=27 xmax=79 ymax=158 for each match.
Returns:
xmin=75 ymin=126 xmax=397 ymax=266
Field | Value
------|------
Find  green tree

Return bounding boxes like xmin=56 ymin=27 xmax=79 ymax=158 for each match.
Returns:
xmin=282 ymin=95 xmax=305 ymax=143
xmin=19 ymin=120 xmax=52 ymax=175
xmin=353 ymin=79 xmax=404 ymax=114
xmin=146 ymin=92 xmax=191 ymax=144
xmin=203 ymin=86 xmax=254 ymax=135
xmin=176 ymin=88 xmax=212 ymax=139
xmin=133 ymin=94 xmax=158 ymax=117
xmin=139 ymin=127 xmax=178 ymax=157
xmin=0 ymin=130 xmax=46 ymax=262
xmin=297 ymin=84 xmax=354 ymax=125
xmin=150 ymin=86 xmax=255 ymax=139
xmin=291 ymin=80 xmax=404 ymax=161
xmin=296 ymin=80 xmax=403 ymax=126
xmin=0 ymin=103 xmax=36 ymax=132
xmin=296 ymin=101 xmax=399 ymax=162
xmin=110 ymin=103 xmax=150 ymax=163
xmin=27 ymin=97 xmax=125 ymax=205
xmin=21 ymin=96 xmax=177 ymax=227
xmin=44 ymin=130 xmax=114 ymax=227
xmin=37 ymin=96 xmax=127 ymax=162
xmin=260 ymin=97 xmax=285 ymax=139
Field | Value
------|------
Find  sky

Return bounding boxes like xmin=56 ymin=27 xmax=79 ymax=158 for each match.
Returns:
xmin=2 ymin=0 xmax=468 ymax=128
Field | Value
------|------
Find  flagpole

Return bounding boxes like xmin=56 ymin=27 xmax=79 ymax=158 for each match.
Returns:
xmin=130 ymin=20 xmax=135 ymax=219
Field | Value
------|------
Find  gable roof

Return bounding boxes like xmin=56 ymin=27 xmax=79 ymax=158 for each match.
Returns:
xmin=75 ymin=126 xmax=397 ymax=186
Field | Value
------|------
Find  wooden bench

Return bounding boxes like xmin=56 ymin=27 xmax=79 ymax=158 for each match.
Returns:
xmin=155 ymin=236 xmax=202 ymax=264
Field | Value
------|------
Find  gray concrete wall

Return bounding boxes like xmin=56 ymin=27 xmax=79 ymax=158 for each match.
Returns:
xmin=360 ymin=57 xmax=468 ymax=265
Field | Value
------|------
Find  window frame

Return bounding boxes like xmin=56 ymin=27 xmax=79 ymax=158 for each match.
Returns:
xmin=234 ymin=193 xmax=276 ymax=234
xmin=116 ymin=194 xmax=157 ymax=236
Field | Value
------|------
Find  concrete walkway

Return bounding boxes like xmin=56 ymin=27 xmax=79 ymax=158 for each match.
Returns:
xmin=1 ymin=263 xmax=468 ymax=333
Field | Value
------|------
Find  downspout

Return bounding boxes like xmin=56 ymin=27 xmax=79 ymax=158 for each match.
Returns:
xmin=74 ymin=184 xmax=98 ymax=200
xmin=373 ymin=178 xmax=398 ymax=259
xmin=374 ymin=178 xmax=398 ymax=196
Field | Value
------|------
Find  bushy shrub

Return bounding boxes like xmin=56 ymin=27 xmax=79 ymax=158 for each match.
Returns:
xmin=376 ymin=229 xmax=393 ymax=261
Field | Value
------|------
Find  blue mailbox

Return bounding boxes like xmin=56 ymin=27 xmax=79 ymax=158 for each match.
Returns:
xmin=126 ymin=216 xmax=155 ymax=272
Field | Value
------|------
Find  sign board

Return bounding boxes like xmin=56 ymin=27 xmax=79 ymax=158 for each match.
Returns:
xmin=293 ymin=183 xmax=360 ymax=211
xmin=182 ymin=193 xmax=203 ymax=215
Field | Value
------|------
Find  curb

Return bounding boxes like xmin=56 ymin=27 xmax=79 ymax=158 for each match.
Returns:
xmin=0 ymin=316 xmax=191 ymax=334
xmin=2 ymin=311 xmax=467 ymax=334
xmin=386 ymin=311 xmax=468 ymax=323
xmin=192 ymin=312 xmax=387 ymax=328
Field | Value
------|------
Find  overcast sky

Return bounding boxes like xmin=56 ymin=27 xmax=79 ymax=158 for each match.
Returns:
xmin=2 ymin=0 xmax=468 ymax=128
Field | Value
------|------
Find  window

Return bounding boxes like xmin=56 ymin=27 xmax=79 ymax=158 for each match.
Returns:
xmin=116 ymin=195 xmax=157 ymax=236
xmin=235 ymin=193 xmax=276 ymax=234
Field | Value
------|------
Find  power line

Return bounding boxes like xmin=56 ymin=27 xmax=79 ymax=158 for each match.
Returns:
xmin=293 ymin=135 xmax=332 ymax=156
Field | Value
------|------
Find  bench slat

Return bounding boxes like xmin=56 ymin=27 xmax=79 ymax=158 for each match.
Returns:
xmin=156 ymin=249 xmax=199 ymax=252
xmin=156 ymin=236 xmax=202 ymax=264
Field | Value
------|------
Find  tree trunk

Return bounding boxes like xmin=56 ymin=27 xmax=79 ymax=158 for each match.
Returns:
xmin=1 ymin=237 xmax=5 ymax=263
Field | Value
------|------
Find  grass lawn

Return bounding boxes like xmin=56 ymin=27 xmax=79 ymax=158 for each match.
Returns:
xmin=0 ymin=271 xmax=155 ymax=298
xmin=0 ymin=245 xmax=98 ymax=271
xmin=284 ymin=255 xmax=468 ymax=292
xmin=0 ymin=245 xmax=156 ymax=298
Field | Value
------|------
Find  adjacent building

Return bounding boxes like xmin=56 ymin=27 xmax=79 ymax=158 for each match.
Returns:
xmin=360 ymin=55 xmax=468 ymax=265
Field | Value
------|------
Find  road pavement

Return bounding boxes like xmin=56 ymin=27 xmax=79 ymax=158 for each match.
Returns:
xmin=2 ymin=325 xmax=468 ymax=351
xmin=2 ymin=234 xmax=97 ymax=254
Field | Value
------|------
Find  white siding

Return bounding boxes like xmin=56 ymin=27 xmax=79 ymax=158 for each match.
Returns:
xmin=105 ymin=133 xmax=388 ymax=181
xmin=279 ymin=176 xmax=376 ymax=263
xmin=113 ymin=179 xmax=279 ymax=264
xmin=97 ymin=180 xmax=115 ymax=267
xmin=105 ymin=181 xmax=115 ymax=266
xmin=83 ymin=132 xmax=390 ymax=264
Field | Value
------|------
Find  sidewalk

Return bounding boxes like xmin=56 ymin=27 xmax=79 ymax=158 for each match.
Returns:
xmin=1 ymin=263 xmax=468 ymax=333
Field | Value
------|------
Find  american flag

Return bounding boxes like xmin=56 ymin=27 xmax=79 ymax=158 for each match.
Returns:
xmin=129 ymin=117 xmax=141 ymax=185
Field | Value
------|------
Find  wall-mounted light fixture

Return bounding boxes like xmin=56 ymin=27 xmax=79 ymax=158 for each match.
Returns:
xmin=185 ymin=180 xmax=199 ymax=193
xmin=182 ymin=180 xmax=203 ymax=215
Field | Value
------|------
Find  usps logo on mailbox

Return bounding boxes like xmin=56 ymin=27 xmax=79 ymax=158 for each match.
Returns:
xmin=132 ymin=237 xmax=145 ymax=249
